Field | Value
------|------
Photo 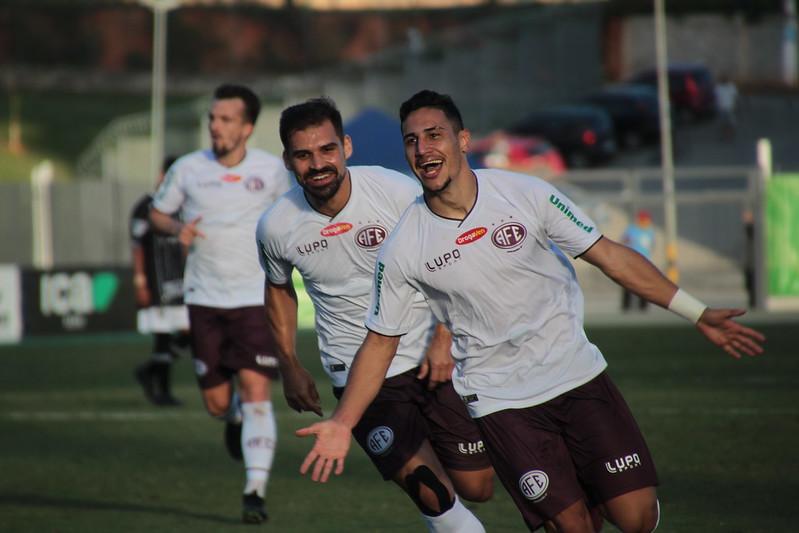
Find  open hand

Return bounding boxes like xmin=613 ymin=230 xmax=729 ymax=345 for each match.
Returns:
xmin=696 ymin=308 xmax=766 ymax=359
xmin=296 ymin=419 xmax=352 ymax=483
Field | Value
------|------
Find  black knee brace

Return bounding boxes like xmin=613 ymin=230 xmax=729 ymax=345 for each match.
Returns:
xmin=404 ymin=465 xmax=454 ymax=517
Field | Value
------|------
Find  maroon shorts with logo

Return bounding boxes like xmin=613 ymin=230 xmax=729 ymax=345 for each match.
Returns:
xmin=334 ymin=368 xmax=491 ymax=481
xmin=188 ymin=304 xmax=279 ymax=389
xmin=475 ymin=371 xmax=659 ymax=531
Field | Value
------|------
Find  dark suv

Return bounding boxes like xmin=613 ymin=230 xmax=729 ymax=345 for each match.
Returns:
xmin=628 ymin=62 xmax=717 ymax=121
xmin=507 ymin=104 xmax=617 ymax=168
xmin=580 ymin=84 xmax=661 ymax=149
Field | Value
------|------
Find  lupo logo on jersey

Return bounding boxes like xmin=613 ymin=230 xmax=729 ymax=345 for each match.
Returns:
xmin=355 ymin=225 xmax=387 ymax=249
xmin=425 ymin=249 xmax=461 ymax=272
xmin=491 ymin=222 xmax=527 ymax=251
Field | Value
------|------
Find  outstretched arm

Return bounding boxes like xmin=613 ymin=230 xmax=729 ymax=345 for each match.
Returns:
xmin=580 ymin=236 xmax=765 ymax=358
xmin=296 ymin=331 xmax=401 ymax=483
xmin=266 ymin=279 xmax=322 ymax=416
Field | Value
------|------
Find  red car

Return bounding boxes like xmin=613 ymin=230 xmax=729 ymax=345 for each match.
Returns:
xmin=469 ymin=131 xmax=566 ymax=178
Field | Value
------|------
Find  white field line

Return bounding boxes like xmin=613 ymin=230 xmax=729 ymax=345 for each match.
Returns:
xmin=643 ymin=407 xmax=799 ymax=416
xmin=0 ymin=406 xmax=796 ymax=422
xmin=1 ymin=411 xmax=209 ymax=422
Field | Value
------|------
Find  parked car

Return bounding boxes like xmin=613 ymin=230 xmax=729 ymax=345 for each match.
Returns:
xmin=507 ymin=104 xmax=617 ymax=168
xmin=580 ymin=84 xmax=661 ymax=149
xmin=468 ymin=131 xmax=566 ymax=178
xmin=628 ymin=62 xmax=717 ymax=122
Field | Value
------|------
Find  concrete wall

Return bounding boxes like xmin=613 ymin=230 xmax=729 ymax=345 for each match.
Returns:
xmin=619 ymin=13 xmax=789 ymax=85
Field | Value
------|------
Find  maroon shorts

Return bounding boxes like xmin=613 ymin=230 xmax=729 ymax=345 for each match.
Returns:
xmin=475 ymin=372 xmax=659 ymax=531
xmin=188 ymin=304 xmax=279 ymax=389
xmin=334 ymin=368 xmax=491 ymax=481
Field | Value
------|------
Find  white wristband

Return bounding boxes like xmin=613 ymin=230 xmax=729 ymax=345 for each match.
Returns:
xmin=667 ymin=289 xmax=707 ymax=323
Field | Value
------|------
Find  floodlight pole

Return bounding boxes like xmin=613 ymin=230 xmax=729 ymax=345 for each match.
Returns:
xmin=654 ymin=0 xmax=679 ymax=283
xmin=784 ymin=0 xmax=798 ymax=86
xmin=143 ymin=0 xmax=180 ymax=186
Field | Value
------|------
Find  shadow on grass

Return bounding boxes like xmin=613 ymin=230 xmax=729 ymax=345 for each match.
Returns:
xmin=0 ymin=492 xmax=236 ymax=525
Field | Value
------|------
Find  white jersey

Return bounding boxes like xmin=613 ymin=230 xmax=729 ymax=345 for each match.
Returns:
xmin=153 ymin=148 xmax=292 ymax=308
xmin=256 ymin=166 xmax=436 ymax=388
xmin=366 ymin=169 xmax=608 ymax=417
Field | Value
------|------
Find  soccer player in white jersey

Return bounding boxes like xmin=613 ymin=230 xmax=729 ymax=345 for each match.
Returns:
xmin=297 ymin=90 xmax=766 ymax=533
xmin=256 ymin=97 xmax=494 ymax=532
xmin=149 ymin=84 xmax=293 ymax=524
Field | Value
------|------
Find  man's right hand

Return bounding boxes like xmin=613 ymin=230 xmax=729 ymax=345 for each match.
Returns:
xmin=178 ymin=216 xmax=205 ymax=247
xmin=282 ymin=362 xmax=323 ymax=416
xmin=296 ymin=419 xmax=352 ymax=483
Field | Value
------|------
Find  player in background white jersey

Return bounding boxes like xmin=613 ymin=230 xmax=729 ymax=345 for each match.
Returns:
xmin=150 ymin=84 xmax=292 ymax=524
xmin=257 ymin=97 xmax=493 ymax=532
xmin=297 ymin=90 xmax=766 ymax=533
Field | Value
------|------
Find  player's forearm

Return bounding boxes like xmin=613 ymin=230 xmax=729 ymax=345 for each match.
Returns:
xmin=584 ymin=237 xmax=678 ymax=308
xmin=332 ymin=331 xmax=399 ymax=429
xmin=148 ymin=207 xmax=182 ymax=236
xmin=265 ymin=281 xmax=300 ymax=365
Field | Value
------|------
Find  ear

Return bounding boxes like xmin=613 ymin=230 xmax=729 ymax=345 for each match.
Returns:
xmin=459 ymin=129 xmax=471 ymax=153
xmin=282 ymin=150 xmax=291 ymax=171
xmin=344 ymin=134 xmax=353 ymax=160
xmin=242 ymin=122 xmax=255 ymax=140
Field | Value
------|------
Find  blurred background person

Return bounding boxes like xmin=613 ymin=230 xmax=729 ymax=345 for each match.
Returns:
xmin=621 ymin=209 xmax=655 ymax=311
xmin=149 ymin=84 xmax=293 ymax=524
xmin=715 ymin=74 xmax=739 ymax=141
xmin=130 ymin=155 xmax=189 ymax=407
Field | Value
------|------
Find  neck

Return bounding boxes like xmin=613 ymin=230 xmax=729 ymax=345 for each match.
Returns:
xmin=424 ymin=170 xmax=477 ymax=221
xmin=216 ymin=146 xmax=247 ymax=168
xmin=306 ymin=170 xmax=352 ymax=218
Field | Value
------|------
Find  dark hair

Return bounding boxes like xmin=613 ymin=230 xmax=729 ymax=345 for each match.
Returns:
xmin=213 ymin=84 xmax=261 ymax=124
xmin=399 ymin=90 xmax=464 ymax=132
xmin=162 ymin=155 xmax=177 ymax=174
xmin=279 ymin=96 xmax=345 ymax=150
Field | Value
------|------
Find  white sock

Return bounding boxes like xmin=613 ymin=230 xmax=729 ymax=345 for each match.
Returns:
xmin=241 ymin=401 xmax=276 ymax=498
xmin=423 ymin=496 xmax=485 ymax=533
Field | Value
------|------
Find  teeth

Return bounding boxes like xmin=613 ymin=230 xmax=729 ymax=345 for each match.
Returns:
xmin=421 ymin=159 xmax=442 ymax=169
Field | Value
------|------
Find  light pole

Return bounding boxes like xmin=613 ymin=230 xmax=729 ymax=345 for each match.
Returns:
xmin=654 ymin=0 xmax=679 ymax=283
xmin=141 ymin=0 xmax=181 ymax=186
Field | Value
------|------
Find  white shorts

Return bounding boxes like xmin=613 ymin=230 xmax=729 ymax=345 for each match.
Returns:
xmin=137 ymin=306 xmax=190 ymax=334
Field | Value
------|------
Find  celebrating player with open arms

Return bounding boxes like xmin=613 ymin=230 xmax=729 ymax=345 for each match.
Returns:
xmin=297 ymin=90 xmax=765 ymax=533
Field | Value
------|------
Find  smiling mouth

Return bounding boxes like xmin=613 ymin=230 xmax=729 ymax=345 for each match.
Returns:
xmin=418 ymin=159 xmax=443 ymax=176
xmin=308 ymin=171 xmax=333 ymax=182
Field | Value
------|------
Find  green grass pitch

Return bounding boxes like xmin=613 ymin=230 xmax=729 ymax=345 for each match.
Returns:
xmin=0 ymin=323 xmax=795 ymax=532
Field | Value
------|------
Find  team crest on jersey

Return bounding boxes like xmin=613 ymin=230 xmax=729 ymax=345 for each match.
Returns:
xmin=244 ymin=176 xmax=264 ymax=191
xmin=366 ymin=426 xmax=394 ymax=455
xmin=221 ymin=173 xmax=242 ymax=183
xmin=519 ymin=470 xmax=549 ymax=502
xmin=355 ymin=225 xmax=388 ymax=249
xmin=321 ymin=223 xmax=353 ymax=237
xmin=491 ymin=222 xmax=527 ymax=252
xmin=455 ymin=227 xmax=487 ymax=245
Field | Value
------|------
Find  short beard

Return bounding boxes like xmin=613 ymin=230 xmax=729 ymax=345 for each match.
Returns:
xmin=302 ymin=169 xmax=344 ymax=203
xmin=212 ymin=143 xmax=229 ymax=159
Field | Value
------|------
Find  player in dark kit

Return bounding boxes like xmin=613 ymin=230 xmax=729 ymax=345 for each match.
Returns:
xmin=131 ymin=156 xmax=190 ymax=407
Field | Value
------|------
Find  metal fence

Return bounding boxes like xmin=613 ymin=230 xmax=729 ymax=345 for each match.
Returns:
xmin=0 ymin=165 xmax=761 ymax=310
